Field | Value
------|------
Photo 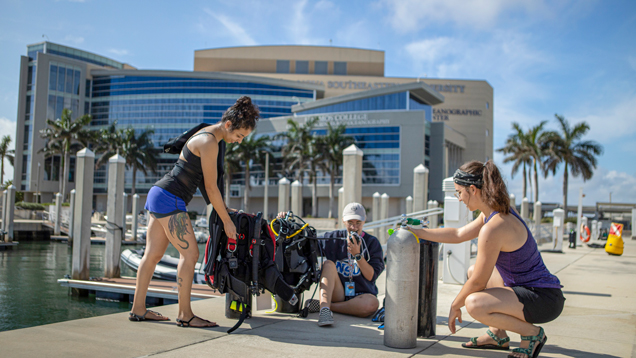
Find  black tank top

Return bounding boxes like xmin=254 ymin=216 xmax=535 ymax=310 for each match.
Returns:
xmin=155 ymin=131 xmax=226 ymax=206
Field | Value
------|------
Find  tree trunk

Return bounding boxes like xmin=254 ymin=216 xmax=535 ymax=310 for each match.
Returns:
xmin=62 ymin=141 xmax=70 ymax=201
xmin=243 ymin=166 xmax=250 ymax=213
xmin=1 ymin=158 xmax=4 ymax=185
xmin=522 ymin=162 xmax=527 ymax=199
xmin=528 ymin=164 xmax=533 ymax=201
xmin=328 ymin=165 xmax=335 ymax=219
xmin=562 ymin=164 xmax=569 ymax=210
xmin=534 ymin=159 xmax=539 ymax=203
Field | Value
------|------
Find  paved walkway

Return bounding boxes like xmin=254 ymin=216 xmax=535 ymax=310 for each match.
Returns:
xmin=1 ymin=238 xmax=634 ymax=357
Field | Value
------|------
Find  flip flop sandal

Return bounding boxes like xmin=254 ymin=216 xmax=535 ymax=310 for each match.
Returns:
xmin=462 ymin=329 xmax=510 ymax=350
xmin=176 ymin=315 xmax=219 ymax=328
xmin=508 ymin=326 xmax=547 ymax=358
xmin=129 ymin=309 xmax=168 ymax=322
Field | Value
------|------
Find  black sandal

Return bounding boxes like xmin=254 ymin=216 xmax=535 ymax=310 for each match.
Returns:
xmin=176 ymin=315 xmax=219 ymax=328
xmin=462 ymin=329 xmax=510 ymax=350
xmin=129 ymin=309 xmax=168 ymax=322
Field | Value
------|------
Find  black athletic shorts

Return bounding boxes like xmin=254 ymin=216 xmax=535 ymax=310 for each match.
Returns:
xmin=512 ymin=286 xmax=565 ymax=324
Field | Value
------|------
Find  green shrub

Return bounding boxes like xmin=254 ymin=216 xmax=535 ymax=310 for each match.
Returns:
xmin=15 ymin=202 xmax=46 ymax=211
xmin=541 ymin=217 xmax=553 ymax=224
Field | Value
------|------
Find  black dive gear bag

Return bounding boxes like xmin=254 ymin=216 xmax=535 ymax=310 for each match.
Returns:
xmin=163 ymin=123 xmax=211 ymax=154
xmin=203 ymin=211 xmax=299 ymax=333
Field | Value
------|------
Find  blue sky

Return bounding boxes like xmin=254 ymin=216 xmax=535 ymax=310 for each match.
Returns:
xmin=1 ymin=0 xmax=635 ymax=206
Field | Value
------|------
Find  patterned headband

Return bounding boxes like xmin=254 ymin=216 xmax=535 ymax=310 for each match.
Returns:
xmin=453 ymin=169 xmax=483 ymax=188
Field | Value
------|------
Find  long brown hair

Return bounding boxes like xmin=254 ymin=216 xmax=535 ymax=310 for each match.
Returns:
xmin=459 ymin=160 xmax=510 ymax=214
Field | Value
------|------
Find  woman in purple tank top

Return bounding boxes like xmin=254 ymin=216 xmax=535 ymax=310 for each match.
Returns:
xmin=406 ymin=160 xmax=564 ymax=358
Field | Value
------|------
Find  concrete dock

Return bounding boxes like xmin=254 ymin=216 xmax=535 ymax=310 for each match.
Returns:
xmin=1 ymin=238 xmax=634 ymax=357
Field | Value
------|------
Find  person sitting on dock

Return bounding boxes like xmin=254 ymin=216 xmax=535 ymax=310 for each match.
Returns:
xmin=130 ymin=96 xmax=260 ymax=328
xmin=403 ymin=161 xmax=565 ymax=358
xmin=281 ymin=202 xmax=385 ymax=327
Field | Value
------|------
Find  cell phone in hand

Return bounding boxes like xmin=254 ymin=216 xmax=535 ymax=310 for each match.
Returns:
xmin=349 ymin=232 xmax=360 ymax=244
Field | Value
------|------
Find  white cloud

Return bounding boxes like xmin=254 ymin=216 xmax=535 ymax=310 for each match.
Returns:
xmin=570 ymin=95 xmax=636 ymax=143
xmin=381 ymin=0 xmax=552 ymax=32
xmin=0 ymin=117 xmax=16 ymax=184
xmin=108 ymin=48 xmax=129 ymax=56
xmin=64 ymin=35 xmax=84 ymax=45
xmin=203 ymin=8 xmax=257 ymax=46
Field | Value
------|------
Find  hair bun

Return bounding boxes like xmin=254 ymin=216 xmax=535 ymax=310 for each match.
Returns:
xmin=222 ymin=96 xmax=260 ymax=131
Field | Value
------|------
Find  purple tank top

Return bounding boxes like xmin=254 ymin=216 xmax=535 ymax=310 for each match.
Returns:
xmin=486 ymin=210 xmax=562 ymax=288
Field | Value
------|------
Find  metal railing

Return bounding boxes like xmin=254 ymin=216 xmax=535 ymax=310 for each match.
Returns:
xmin=364 ymin=208 xmax=444 ymax=231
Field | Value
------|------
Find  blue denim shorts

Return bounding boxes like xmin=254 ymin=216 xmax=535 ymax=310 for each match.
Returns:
xmin=144 ymin=186 xmax=187 ymax=218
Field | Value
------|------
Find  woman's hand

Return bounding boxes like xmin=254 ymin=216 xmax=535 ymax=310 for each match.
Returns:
xmin=448 ymin=303 xmax=462 ymax=334
xmin=223 ymin=219 xmax=237 ymax=241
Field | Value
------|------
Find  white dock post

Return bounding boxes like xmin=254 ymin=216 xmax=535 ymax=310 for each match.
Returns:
xmin=68 ymin=189 xmax=76 ymax=243
xmin=121 ymin=192 xmax=128 ymax=240
xmin=406 ymin=196 xmax=413 ymax=215
xmin=520 ymin=197 xmax=529 ymax=221
xmin=428 ymin=200 xmax=439 ymax=229
xmin=291 ymin=180 xmax=302 ymax=216
xmin=342 ymin=144 xmax=363 ymax=206
xmin=4 ymin=186 xmax=15 ymax=242
xmin=533 ymin=201 xmax=542 ymax=239
xmin=372 ymin=192 xmax=380 ymax=237
xmin=54 ymin=192 xmax=62 ymax=236
xmin=442 ymin=178 xmax=471 ymax=284
xmin=278 ymin=178 xmax=290 ymax=213
xmin=379 ymin=193 xmax=389 ymax=244
xmin=413 ymin=164 xmax=429 ymax=212
xmin=131 ymin=194 xmax=139 ymax=241
xmin=105 ymin=154 xmax=125 ymax=278
xmin=509 ymin=193 xmax=516 ymax=211
xmin=72 ymin=148 xmax=94 ymax=289
xmin=338 ymin=187 xmax=344 ymax=228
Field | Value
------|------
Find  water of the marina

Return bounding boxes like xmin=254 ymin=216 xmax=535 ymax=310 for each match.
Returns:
xmin=0 ymin=240 xmax=206 ymax=332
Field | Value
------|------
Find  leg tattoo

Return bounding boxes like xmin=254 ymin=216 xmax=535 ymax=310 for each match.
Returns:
xmin=168 ymin=212 xmax=191 ymax=250
xmin=178 ymin=276 xmax=183 ymax=287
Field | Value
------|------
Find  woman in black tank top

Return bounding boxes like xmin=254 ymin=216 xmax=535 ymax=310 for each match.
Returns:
xmin=130 ymin=97 xmax=260 ymax=328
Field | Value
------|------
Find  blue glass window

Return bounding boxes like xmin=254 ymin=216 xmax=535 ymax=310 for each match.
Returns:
xmin=296 ymin=61 xmax=309 ymax=74
xmin=276 ymin=60 xmax=290 ymax=73
xmin=66 ymin=68 xmax=73 ymax=93
xmin=315 ymin=61 xmax=328 ymax=75
xmin=49 ymin=65 xmax=57 ymax=91
xmin=56 ymin=96 xmax=64 ymax=119
xmin=57 ymin=66 xmax=65 ymax=92
xmin=74 ymin=70 xmax=81 ymax=95
xmin=334 ymin=62 xmax=347 ymax=75
xmin=47 ymin=95 xmax=55 ymax=120
xmin=298 ymin=92 xmax=407 ymax=115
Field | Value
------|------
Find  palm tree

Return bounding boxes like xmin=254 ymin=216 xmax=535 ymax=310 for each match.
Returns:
xmin=121 ymin=127 xmax=159 ymax=197
xmin=543 ymin=114 xmax=603 ymax=210
xmin=496 ymin=122 xmax=532 ymax=199
xmin=0 ymin=135 xmax=15 ymax=185
xmin=39 ymin=108 xmax=92 ymax=200
xmin=319 ymin=122 xmax=354 ymax=218
xmin=525 ymin=121 xmax=549 ymax=203
xmin=233 ymin=134 xmax=271 ymax=213
xmin=280 ymin=117 xmax=318 ymax=182
xmin=223 ymin=142 xmax=241 ymax=207
xmin=94 ymin=121 xmax=124 ymax=169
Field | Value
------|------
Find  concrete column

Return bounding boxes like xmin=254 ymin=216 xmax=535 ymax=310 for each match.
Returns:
xmin=4 ymin=186 xmax=15 ymax=242
xmin=122 ymin=192 xmax=128 ymax=240
xmin=632 ymin=209 xmax=636 ymax=240
xmin=72 ymin=148 xmax=94 ymax=284
xmin=520 ymin=197 xmax=529 ymax=221
xmin=277 ymin=178 xmax=290 ymax=213
xmin=442 ymin=177 xmax=471 ymax=284
xmin=131 ymin=194 xmax=139 ymax=241
xmin=406 ymin=196 xmax=413 ymax=215
xmin=552 ymin=208 xmax=565 ymax=252
xmin=428 ymin=200 xmax=438 ymax=229
xmin=68 ymin=189 xmax=76 ymax=243
xmin=342 ymin=144 xmax=363 ymax=206
xmin=54 ymin=192 xmax=62 ymax=235
xmin=379 ymin=193 xmax=389 ymax=244
xmin=105 ymin=154 xmax=125 ymax=278
xmin=372 ymin=192 xmax=380 ymax=237
xmin=413 ymin=164 xmax=429 ymax=213
xmin=338 ymin=187 xmax=344 ymax=227
xmin=533 ymin=201 xmax=542 ymax=239
xmin=263 ymin=152 xmax=269 ymax=220
xmin=291 ymin=180 xmax=302 ymax=216
xmin=509 ymin=193 xmax=516 ymax=211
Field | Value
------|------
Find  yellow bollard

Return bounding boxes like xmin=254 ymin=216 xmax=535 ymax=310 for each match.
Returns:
xmin=605 ymin=223 xmax=624 ymax=256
